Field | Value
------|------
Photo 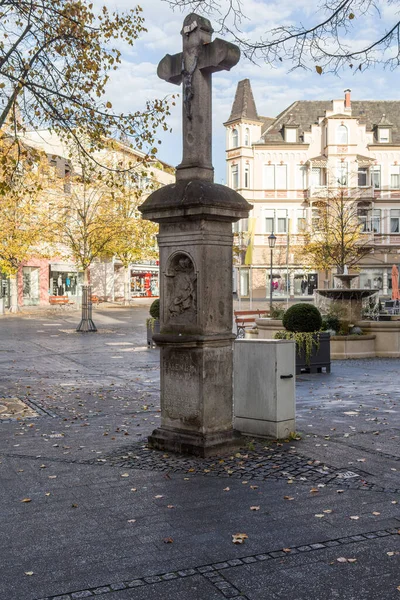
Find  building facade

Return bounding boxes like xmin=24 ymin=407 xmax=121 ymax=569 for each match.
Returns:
xmin=1 ymin=131 xmax=174 ymax=308
xmin=226 ymin=80 xmax=400 ymax=301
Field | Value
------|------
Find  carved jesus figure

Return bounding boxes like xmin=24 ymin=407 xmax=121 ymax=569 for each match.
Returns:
xmin=169 ymin=257 xmax=196 ymax=316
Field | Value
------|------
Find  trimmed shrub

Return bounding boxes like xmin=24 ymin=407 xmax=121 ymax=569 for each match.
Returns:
xmin=149 ymin=299 xmax=160 ymax=319
xmin=282 ymin=303 xmax=322 ymax=333
xmin=322 ymin=315 xmax=340 ymax=332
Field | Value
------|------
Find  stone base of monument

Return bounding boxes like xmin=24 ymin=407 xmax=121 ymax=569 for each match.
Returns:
xmin=233 ymin=339 xmax=296 ymax=439
xmin=148 ymin=428 xmax=242 ymax=457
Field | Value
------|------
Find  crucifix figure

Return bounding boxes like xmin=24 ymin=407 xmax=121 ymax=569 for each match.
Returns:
xmin=158 ymin=14 xmax=240 ymax=182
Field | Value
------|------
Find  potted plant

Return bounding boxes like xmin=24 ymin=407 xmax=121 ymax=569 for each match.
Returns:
xmin=146 ymin=299 xmax=160 ymax=348
xmin=274 ymin=303 xmax=330 ymax=374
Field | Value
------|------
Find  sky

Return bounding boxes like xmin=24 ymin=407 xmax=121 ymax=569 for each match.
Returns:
xmin=99 ymin=0 xmax=400 ymax=183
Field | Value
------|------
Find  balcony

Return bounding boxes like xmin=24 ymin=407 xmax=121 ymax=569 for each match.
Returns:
xmin=307 ymin=185 xmax=374 ymax=200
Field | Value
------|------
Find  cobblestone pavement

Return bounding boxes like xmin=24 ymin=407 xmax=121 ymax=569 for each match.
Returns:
xmin=0 ymin=306 xmax=399 ymax=600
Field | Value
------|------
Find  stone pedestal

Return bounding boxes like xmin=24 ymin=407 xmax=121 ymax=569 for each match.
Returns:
xmin=140 ymin=180 xmax=251 ymax=456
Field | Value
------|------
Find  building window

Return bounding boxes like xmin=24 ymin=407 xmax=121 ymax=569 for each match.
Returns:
xmin=285 ymin=128 xmax=297 ymax=143
xmin=297 ymin=209 xmax=307 ymax=232
xmin=379 ymin=128 xmax=389 ymax=143
xmin=233 ymin=218 xmax=249 ymax=233
xmin=312 ymin=207 xmax=323 ymax=230
xmin=265 ymin=209 xmax=274 ymax=233
xmin=338 ymin=163 xmax=348 ymax=186
xmin=277 ymin=209 xmax=287 ymax=233
xmin=244 ymin=164 xmax=250 ymax=188
xmin=232 ymin=129 xmax=239 ymax=147
xmin=311 ymin=167 xmax=326 ymax=187
xmin=276 ymin=165 xmax=287 ymax=190
xmin=231 ymin=164 xmax=239 ymax=189
xmin=371 ymin=166 xmax=381 ymax=189
xmin=358 ymin=167 xmax=368 ymax=187
xmin=390 ymin=165 xmax=400 ymax=189
xmin=244 ymin=128 xmax=250 ymax=146
xmin=264 ymin=164 xmax=287 ymax=190
xmin=337 ymin=124 xmax=348 ymax=144
xmin=372 ymin=209 xmax=381 ymax=233
xmin=358 ymin=208 xmax=369 ymax=232
xmin=296 ymin=165 xmax=307 ymax=189
xmin=264 ymin=209 xmax=287 ymax=233
xmin=240 ymin=269 xmax=249 ymax=296
xmin=390 ymin=209 xmax=400 ymax=233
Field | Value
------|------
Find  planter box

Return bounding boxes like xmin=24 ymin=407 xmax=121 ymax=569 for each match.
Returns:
xmin=295 ymin=332 xmax=330 ymax=375
xmin=147 ymin=319 xmax=160 ymax=348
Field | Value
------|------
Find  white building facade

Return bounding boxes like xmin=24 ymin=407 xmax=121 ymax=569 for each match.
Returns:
xmin=225 ymin=81 xmax=400 ymax=301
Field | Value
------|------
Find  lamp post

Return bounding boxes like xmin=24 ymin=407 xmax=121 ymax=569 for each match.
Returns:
xmin=268 ymin=232 xmax=276 ymax=312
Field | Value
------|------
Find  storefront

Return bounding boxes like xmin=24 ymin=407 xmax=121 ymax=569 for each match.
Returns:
xmin=49 ymin=264 xmax=83 ymax=298
xmin=130 ymin=266 xmax=159 ymax=298
xmin=235 ymin=267 xmax=318 ymax=299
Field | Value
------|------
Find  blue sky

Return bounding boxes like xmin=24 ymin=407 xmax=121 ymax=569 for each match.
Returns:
xmin=100 ymin=0 xmax=400 ymax=182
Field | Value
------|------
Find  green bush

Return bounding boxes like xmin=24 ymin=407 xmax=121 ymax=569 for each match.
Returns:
xmin=149 ymin=299 xmax=160 ymax=319
xmin=321 ymin=315 xmax=340 ymax=332
xmin=282 ymin=303 xmax=322 ymax=333
xmin=270 ymin=304 xmax=286 ymax=319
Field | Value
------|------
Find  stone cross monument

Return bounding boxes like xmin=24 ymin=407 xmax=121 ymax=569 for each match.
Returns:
xmin=140 ymin=13 xmax=251 ymax=456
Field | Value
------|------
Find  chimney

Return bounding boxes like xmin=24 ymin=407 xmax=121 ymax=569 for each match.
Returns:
xmin=344 ymin=89 xmax=351 ymax=110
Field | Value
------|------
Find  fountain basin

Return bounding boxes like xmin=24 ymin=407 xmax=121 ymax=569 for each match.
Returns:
xmin=315 ymin=288 xmax=377 ymax=322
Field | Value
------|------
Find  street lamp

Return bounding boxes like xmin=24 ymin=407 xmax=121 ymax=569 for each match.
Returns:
xmin=268 ymin=232 xmax=277 ymax=312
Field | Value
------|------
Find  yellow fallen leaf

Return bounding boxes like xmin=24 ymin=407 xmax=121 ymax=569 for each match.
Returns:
xmin=121 ymin=473 xmax=129 ymax=478
xmin=21 ymin=498 xmax=31 ymax=503
xmin=232 ymin=533 xmax=248 ymax=544
xmin=310 ymin=488 xmax=319 ymax=493
xmin=315 ymin=514 xmax=325 ymax=518
xmin=323 ymin=509 xmax=333 ymax=514
xmin=24 ymin=571 xmax=34 ymax=576
xmin=287 ymin=479 xmax=294 ymax=484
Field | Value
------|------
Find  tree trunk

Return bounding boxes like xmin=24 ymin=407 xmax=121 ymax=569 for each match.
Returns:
xmin=9 ymin=273 xmax=19 ymax=313
xmin=124 ymin=265 xmax=130 ymax=306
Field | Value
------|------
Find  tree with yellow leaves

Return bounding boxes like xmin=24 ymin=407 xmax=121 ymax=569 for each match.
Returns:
xmin=301 ymin=190 xmax=372 ymax=287
xmin=0 ymin=135 xmax=60 ymax=311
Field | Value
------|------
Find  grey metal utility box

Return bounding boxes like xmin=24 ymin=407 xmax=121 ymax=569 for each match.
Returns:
xmin=234 ymin=339 xmax=296 ymax=439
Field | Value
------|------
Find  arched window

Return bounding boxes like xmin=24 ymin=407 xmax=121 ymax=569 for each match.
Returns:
xmin=244 ymin=128 xmax=250 ymax=146
xmin=232 ymin=128 xmax=239 ymax=147
xmin=337 ymin=124 xmax=348 ymax=144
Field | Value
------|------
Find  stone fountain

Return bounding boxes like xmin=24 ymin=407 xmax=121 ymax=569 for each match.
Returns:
xmin=315 ymin=273 xmax=378 ymax=322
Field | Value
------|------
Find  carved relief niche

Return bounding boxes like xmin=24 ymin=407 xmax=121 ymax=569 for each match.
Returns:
xmin=165 ymin=253 xmax=198 ymax=325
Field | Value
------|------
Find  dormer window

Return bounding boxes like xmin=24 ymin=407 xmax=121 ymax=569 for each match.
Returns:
xmin=283 ymin=114 xmax=299 ymax=143
xmin=379 ymin=128 xmax=389 ymax=143
xmin=376 ymin=114 xmax=392 ymax=143
xmin=232 ymin=128 xmax=239 ymax=147
xmin=337 ymin=124 xmax=348 ymax=144
xmin=285 ymin=128 xmax=297 ymax=143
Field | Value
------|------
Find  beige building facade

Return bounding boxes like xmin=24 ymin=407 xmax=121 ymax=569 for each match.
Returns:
xmin=225 ymin=80 xmax=400 ymax=301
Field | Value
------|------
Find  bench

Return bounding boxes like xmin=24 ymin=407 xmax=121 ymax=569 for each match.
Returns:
xmin=49 ymin=295 xmax=72 ymax=306
xmin=234 ymin=309 xmax=269 ymax=338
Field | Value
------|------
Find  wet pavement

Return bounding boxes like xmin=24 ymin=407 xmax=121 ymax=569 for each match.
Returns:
xmin=0 ymin=306 xmax=399 ymax=599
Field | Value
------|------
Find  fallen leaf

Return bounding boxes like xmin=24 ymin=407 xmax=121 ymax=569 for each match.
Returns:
xmin=127 ymin=519 xmax=136 ymax=523
xmin=48 ymin=475 xmax=57 ymax=479
xmin=250 ymin=506 xmax=260 ymax=511
xmin=282 ymin=548 xmax=291 ymax=553
xmin=350 ymin=516 xmax=359 ymax=520
xmin=250 ymin=485 xmax=258 ymax=490
xmin=232 ymin=533 xmax=248 ymax=544
xmin=163 ymin=537 xmax=173 ymax=544
xmin=167 ymin=505 xmax=174 ymax=509
xmin=71 ymin=504 xmax=78 ymax=508
xmin=130 ymin=488 xmax=137 ymax=492
xmin=323 ymin=509 xmax=333 ymax=514
xmin=315 ymin=514 xmax=325 ymax=518
xmin=310 ymin=488 xmax=319 ymax=493
xmin=223 ymin=487 xmax=230 ymax=492
xmin=24 ymin=571 xmax=34 ymax=576
xmin=283 ymin=496 xmax=294 ymax=501
xmin=121 ymin=473 xmax=129 ymax=478
xmin=336 ymin=557 xmax=357 ymax=563
xmin=287 ymin=479 xmax=294 ymax=484
xmin=154 ymin=495 xmax=163 ymax=499
xmin=21 ymin=498 xmax=31 ymax=503
xmin=372 ymin=512 xmax=381 ymax=516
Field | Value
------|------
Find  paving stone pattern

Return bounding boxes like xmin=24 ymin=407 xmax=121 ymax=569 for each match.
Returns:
xmin=0 ymin=307 xmax=399 ymax=600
